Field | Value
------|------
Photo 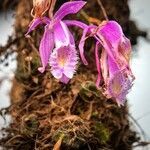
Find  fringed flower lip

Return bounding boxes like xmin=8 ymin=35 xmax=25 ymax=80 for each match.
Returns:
xmin=49 ymin=45 xmax=78 ymax=84
xmin=104 ymin=55 xmax=133 ymax=106
xmin=26 ymin=1 xmax=86 ymax=74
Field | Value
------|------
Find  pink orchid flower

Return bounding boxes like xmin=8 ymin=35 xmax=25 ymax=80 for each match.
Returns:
xmin=66 ymin=20 xmax=134 ymax=105
xmin=26 ymin=1 xmax=86 ymax=83
xmin=95 ymin=21 xmax=134 ymax=105
xmin=94 ymin=21 xmax=134 ymax=105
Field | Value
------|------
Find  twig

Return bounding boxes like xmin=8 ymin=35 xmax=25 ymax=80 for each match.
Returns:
xmin=27 ymin=37 xmax=40 ymax=57
xmin=80 ymin=10 xmax=101 ymax=25
xmin=80 ymin=10 xmax=90 ymax=22
xmin=129 ymin=113 xmax=147 ymax=142
xmin=97 ymin=0 xmax=108 ymax=21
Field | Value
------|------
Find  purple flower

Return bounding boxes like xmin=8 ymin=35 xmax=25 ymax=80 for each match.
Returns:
xmin=95 ymin=21 xmax=134 ymax=105
xmin=26 ymin=1 xmax=86 ymax=83
xmin=66 ymin=20 xmax=134 ymax=105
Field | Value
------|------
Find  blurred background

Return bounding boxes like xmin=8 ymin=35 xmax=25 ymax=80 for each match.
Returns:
xmin=0 ymin=10 xmax=16 ymax=130
xmin=128 ymin=0 xmax=150 ymax=140
xmin=0 ymin=0 xmax=150 ymax=149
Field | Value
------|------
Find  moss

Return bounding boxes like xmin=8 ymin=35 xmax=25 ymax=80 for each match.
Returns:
xmin=53 ymin=131 xmax=65 ymax=142
xmin=53 ymin=130 xmax=78 ymax=149
xmin=31 ymin=56 xmax=40 ymax=74
xmin=93 ymin=122 xmax=110 ymax=144
xmin=91 ymin=111 xmax=99 ymax=118
xmin=21 ymin=114 xmax=39 ymax=137
xmin=79 ymin=81 xmax=102 ymax=102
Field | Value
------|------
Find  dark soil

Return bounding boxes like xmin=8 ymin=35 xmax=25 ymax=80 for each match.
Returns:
xmin=0 ymin=0 xmax=148 ymax=149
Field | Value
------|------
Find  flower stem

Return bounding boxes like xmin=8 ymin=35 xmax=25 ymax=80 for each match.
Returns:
xmin=80 ymin=10 xmax=101 ymax=25
xmin=49 ymin=0 xmax=57 ymax=18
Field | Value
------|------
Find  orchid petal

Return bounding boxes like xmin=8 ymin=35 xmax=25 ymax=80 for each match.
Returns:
xmin=97 ymin=21 xmax=123 ymax=62
xmin=98 ymin=21 xmax=123 ymax=45
xmin=96 ymin=34 xmax=117 ymax=65
xmin=106 ymin=56 xmax=133 ymax=105
xmin=25 ymin=17 xmax=50 ymax=36
xmin=98 ymin=21 xmax=132 ymax=69
xmin=54 ymin=21 xmax=71 ymax=47
xmin=63 ymin=67 xmax=75 ymax=79
xmin=95 ymin=42 xmax=101 ymax=87
xmin=60 ymin=75 xmax=70 ymax=84
xmin=54 ymin=1 xmax=86 ymax=22
xmin=107 ymin=54 xmax=119 ymax=74
xmin=78 ymin=25 xmax=97 ymax=65
xmin=68 ymin=28 xmax=76 ymax=46
xmin=64 ymin=20 xmax=88 ymax=29
xmin=119 ymin=36 xmax=132 ymax=63
xmin=100 ymin=49 xmax=108 ymax=83
xmin=25 ymin=18 xmax=42 ymax=36
xmin=38 ymin=25 xmax=54 ymax=73
xmin=79 ymin=27 xmax=89 ymax=65
xmin=51 ymin=68 xmax=63 ymax=79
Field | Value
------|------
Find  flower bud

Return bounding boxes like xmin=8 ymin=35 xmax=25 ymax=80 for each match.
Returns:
xmin=32 ymin=0 xmax=51 ymax=17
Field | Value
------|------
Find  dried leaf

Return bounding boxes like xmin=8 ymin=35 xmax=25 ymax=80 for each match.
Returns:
xmin=53 ymin=134 xmax=64 ymax=150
